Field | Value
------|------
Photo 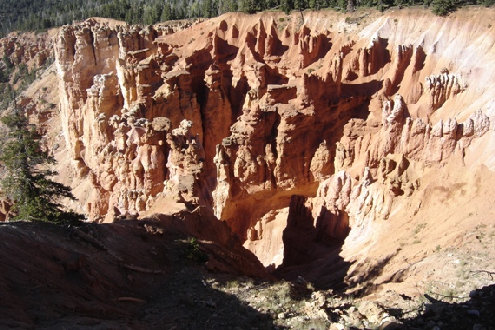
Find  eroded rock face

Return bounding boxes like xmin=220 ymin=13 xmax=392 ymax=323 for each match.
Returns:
xmin=54 ymin=19 xmax=215 ymax=221
xmin=0 ymin=32 xmax=52 ymax=69
xmin=426 ymin=70 xmax=464 ymax=112
xmin=52 ymin=11 xmax=495 ymax=276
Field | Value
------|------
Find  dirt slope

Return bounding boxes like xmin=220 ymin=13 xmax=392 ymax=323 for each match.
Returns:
xmin=0 ymin=213 xmax=269 ymax=328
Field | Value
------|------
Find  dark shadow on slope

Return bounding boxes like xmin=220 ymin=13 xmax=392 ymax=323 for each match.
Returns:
xmin=395 ymin=284 xmax=495 ymax=330
xmin=135 ymin=259 xmax=274 ymax=329
xmin=149 ymin=208 xmax=269 ymax=278
xmin=229 ymin=72 xmax=250 ymax=119
xmin=368 ymin=37 xmax=390 ymax=76
xmin=265 ymin=66 xmax=289 ymax=85
xmin=339 ymin=79 xmax=383 ymax=100
xmin=305 ymin=39 xmax=333 ymax=68
xmin=245 ymin=31 xmax=265 ymax=64
xmin=268 ymin=28 xmax=289 ymax=57
xmin=214 ymin=36 xmax=239 ymax=63
xmin=273 ymin=195 xmax=399 ymax=294
xmin=413 ymin=45 xmax=427 ymax=73
xmin=274 ymin=195 xmax=353 ymax=291
xmin=186 ymin=48 xmax=212 ymax=116
xmin=0 ymin=219 xmax=274 ymax=329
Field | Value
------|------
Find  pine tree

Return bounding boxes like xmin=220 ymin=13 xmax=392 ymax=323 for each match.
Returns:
xmin=281 ymin=0 xmax=294 ymax=13
xmin=294 ymin=0 xmax=307 ymax=10
xmin=161 ymin=3 xmax=173 ymax=21
xmin=202 ymin=0 xmax=214 ymax=17
xmin=309 ymin=0 xmax=320 ymax=9
xmin=239 ymin=0 xmax=261 ymax=13
xmin=430 ymin=0 xmax=457 ymax=15
xmin=0 ymin=108 xmax=83 ymax=224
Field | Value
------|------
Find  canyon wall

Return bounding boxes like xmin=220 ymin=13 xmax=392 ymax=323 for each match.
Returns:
xmin=51 ymin=9 xmax=495 ymax=288
xmin=0 ymin=32 xmax=52 ymax=69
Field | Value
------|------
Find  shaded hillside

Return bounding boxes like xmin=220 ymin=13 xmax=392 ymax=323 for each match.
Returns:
xmin=1 ymin=219 xmax=493 ymax=329
xmin=0 ymin=214 xmax=271 ymax=328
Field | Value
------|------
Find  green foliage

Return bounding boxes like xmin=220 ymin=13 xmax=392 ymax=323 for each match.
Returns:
xmin=0 ymin=57 xmax=53 ymax=112
xmin=0 ymin=85 xmax=14 ymax=111
xmin=0 ymin=0 xmax=490 ymax=37
xmin=309 ymin=0 xmax=326 ymax=9
xmin=0 ymin=56 xmax=14 ymax=84
xmin=218 ymin=0 xmax=238 ymax=13
xmin=185 ymin=237 xmax=208 ymax=263
xmin=0 ymin=108 xmax=83 ymax=224
xmin=238 ymin=0 xmax=262 ymax=13
xmin=294 ymin=0 xmax=308 ymax=10
xmin=160 ymin=3 xmax=173 ymax=21
xmin=281 ymin=0 xmax=294 ymax=13
xmin=431 ymin=0 xmax=458 ymax=15
xmin=202 ymin=0 xmax=215 ymax=17
xmin=142 ymin=4 xmax=161 ymax=25
xmin=0 ymin=69 xmax=9 ymax=84
xmin=2 ymin=56 xmax=13 ymax=70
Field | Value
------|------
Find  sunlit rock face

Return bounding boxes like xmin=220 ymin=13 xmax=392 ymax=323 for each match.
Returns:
xmin=53 ymin=10 xmax=495 ymax=281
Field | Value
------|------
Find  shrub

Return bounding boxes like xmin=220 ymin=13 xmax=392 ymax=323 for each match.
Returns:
xmin=185 ymin=237 xmax=208 ymax=263
xmin=431 ymin=0 xmax=458 ymax=16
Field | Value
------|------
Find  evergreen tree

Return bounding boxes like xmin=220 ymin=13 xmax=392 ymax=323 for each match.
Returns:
xmin=0 ymin=108 xmax=83 ymax=224
xmin=294 ymin=0 xmax=307 ymax=10
xmin=239 ymin=0 xmax=261 ymax=13
xmin=309 ymin=0 xmax=320 ymax=9
xmin=430 ymin=0 xmax=457 ymax=14
xmin=347 ymin=0 xmax=356 ymax=10
xmin=221 ymin=0 xmax=238 ymax=12
xmin=161 ymin=3 xmax=173 ymax=21
xmin=202 ymin=0 xmax=215 ymax=17
xmin=1 ymin=0 xmax=485 ymax=36
xmin=281 ymin=0 xmax=294 ymax=13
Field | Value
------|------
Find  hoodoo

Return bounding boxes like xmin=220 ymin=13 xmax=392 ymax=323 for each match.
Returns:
xmin=1 ymin=7 xmax=495 ymax=329
xmin=53 ymin=8 xmax=495 ymax=280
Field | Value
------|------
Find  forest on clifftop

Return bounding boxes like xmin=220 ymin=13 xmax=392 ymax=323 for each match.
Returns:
xmin=1 ymin=0 xmax=494 ymax=37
